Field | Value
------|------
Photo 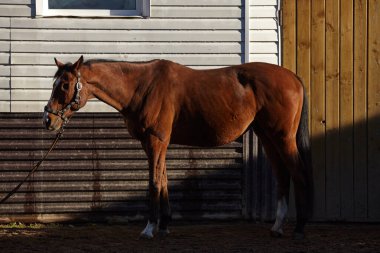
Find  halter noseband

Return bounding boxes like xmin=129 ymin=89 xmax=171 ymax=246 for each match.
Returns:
xmin=44 ymin=72 xmax=83 ymax=125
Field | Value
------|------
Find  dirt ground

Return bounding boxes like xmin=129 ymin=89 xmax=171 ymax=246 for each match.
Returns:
xmin=0 ymin=221 xmax=379 ymax=253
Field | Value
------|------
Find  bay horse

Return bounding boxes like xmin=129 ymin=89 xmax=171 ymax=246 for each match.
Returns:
xmin=43 ymin=56 xmax=313 ymax=239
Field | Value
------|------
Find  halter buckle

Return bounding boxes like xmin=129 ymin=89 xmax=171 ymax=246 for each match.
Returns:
xmin=76 ymin=81 xmax=82 ymax=91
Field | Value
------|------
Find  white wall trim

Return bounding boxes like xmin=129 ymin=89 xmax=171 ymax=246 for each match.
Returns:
xmin=244 ymin=0 xmax=250 ymax=63
xmin=35 ymin=0 xmax=147 ymax=18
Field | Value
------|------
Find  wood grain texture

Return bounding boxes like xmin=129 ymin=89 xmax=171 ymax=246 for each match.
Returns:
xmin=310 ymin=0 xmax=326 ymax=220
xmin=353 ymin=0 xmax=368 ymax=220
xmin=281 ymin=0 xmax=296 ymax=72
xmin=325 ymin=0 xmax=341 ymax=220
xmin=368 ymin=0 xmax=380 ymax=220
xmin=340 ymin=0 xmax=354 ymax=220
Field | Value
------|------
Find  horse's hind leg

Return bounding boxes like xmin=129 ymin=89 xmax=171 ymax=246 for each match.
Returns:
xmin=275 ymin=137 xmax=309 ymax=238
xmin=255 ymin=129 xmax=290 ymax=237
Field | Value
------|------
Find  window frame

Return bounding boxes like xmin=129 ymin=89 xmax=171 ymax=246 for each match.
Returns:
xmin=35 ymin=0 xmax=150 ymax=18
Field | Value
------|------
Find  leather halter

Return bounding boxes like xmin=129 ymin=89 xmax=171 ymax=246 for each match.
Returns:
xmin=44 ymin=72 xmax=83 ymax=125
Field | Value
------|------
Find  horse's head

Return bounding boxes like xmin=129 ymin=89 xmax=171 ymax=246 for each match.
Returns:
xmin=43 ymin=56 xmax=87 ymax=131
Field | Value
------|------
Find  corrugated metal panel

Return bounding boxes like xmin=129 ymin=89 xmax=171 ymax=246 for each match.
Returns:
xmin=0 ymin=113 xmax=245 ymax=222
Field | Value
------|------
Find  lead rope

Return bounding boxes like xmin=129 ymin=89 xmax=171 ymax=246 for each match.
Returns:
xmin=0 ymin=127 xmax=64 ymax=204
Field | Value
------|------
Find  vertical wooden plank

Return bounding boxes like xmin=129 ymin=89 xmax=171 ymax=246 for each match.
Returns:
xmin=325 ymin=0 xmax=341 ymax=220
xmin=296 ymin=0 xmax=311 ymax=121
xmin=353 ymin=0 xmax=368 ymax=220
xmin=311 ymin=0 xmax=326 ymax=220
xmin=281 ymin=0 xmax=296 ymax=72
xmin=340 ymin=0 xmax=354 ymax=220
xmin=281 ymin=0 xmax=297 ymax=219
xmin=283 ymin=0 xmax=312 ymax=220
xmin=368 ymin=0 xmax=380 ymax=221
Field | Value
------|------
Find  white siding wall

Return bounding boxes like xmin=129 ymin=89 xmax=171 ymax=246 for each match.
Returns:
xmin=250 ymin=0 xmax=279 ymax=64
xmin=0 ymin=0 xmax=279 ymax=113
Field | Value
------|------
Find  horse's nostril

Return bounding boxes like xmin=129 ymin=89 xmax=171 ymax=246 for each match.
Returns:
xmin=44 ymin=114 xmax=51 ymax=129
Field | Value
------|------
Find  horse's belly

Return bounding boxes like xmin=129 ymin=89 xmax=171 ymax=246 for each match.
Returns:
xmin=170 ymin=116 xmax=252 ymax=147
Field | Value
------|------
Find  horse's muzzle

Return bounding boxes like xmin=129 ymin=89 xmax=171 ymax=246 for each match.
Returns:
xmin=43 ymin=111 xmax=61 ymax=131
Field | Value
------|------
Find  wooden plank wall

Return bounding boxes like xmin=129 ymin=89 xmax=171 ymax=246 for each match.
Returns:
xmin=0 ymin=113 xmax=244 ymax=222
xmin=282 ymin=0 xmax=380 ymax=221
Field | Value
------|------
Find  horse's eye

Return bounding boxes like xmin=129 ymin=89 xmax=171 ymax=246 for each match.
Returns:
xmin=62 ymin=82 xmax=69 ymax=91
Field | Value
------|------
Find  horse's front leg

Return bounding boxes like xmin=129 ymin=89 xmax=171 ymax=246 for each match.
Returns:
xmin=140 ymin=134 xmax=169 ymax=239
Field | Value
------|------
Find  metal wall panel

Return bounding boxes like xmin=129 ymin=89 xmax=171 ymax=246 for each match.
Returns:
xmin=0 ymin=113 xmax=245 ymax=223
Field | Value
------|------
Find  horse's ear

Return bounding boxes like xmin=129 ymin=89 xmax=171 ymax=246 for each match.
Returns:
xmin=73 ymin=55 xmax=84 ymax=71
xmin=54 ymin=58 xmax=64 ymax=68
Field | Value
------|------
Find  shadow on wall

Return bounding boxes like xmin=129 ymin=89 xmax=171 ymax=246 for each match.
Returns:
xmin=0 ymin=112 xmax=378 ymax=223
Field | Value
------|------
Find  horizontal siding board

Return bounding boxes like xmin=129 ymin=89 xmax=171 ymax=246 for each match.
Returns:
xmin=0 ymin=170 xmax=241 ymax=182
xmin=0 ymin=28 xmax=9 ymax=39
xmin=10 ymin=77 xmax=52 ymax=89
xmin=0 ymin=0 xmax=30 ymax=4
xmin=250 ymin=6 xmax=277 ymax=18
xmin=0 ymin=140 xmax=241 ymax=150
xmin=10 ymin=53 xmax=242 ymax=66
xmin=0 ymin=41 xmax=10 ymax=52
xmin=0 ymin=65 xmax=10 ymax=76
xmin=12 ymin=66 xmax=62 ymax=77
xmin=0 ymin=5 xmax=31 ymax=17
xmin=0 ymin=149 xmax=242 ymax=160
xmin=12 ymin=29 xmax=242 ymax=42
xmin=10 ymin=64 xmax=242 ymax=77
xmin=0 ymin=211 xmax=244 ymax=223
xmin=11 ymin=18 xmax=242 ymax=30
xmin=250 ymin=18 xmax=278 ymax=29
xmin=152 ymin=0 xmax=242 ymax=5
xmin=5 ymin=101 xmax=116 ymax=113
xmin=151 ymin=6 xmax=242 ymax=18
xmin=251 ymin=0 xmax=277 ymax=5
xmin=249 ymin=54 xmax=278 ymax=64
xmin=0 ymin=77 xmax=9 ymax=88
xmin=0 ymin=139 xmax=241 ymax=150
xmin=250 ymin=42 xmax=278 ymax=53
xmin=0 ymin=17 xmax=10 ymax=27
xmin=0 ymin=159 xmax=242 ymax=171
xmin=0 ymin=89 xmax=9 ymax=100
xmin=0 ymin=201 xmax=242 ymax=214
xmin=0 ymin=191 xmax=242 ymax=204
xmin=0 ymin=53 xmax=9 ymax=64
xmin=11 ymin=42 xmax=242 ymax=55
xmin=250 ymin=30 xmax=278 ymax=41
xmin=0 ymin=180 xmax=241 ymax=193
xmin=0 ymin=101 xmax=9 ymax=111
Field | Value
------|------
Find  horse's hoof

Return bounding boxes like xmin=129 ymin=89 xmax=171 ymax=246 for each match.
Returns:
xmin=270 ymin=229 xmax=283 ymax=238
xmin=139 ymin=232 xmax=154 ymax=240
xmin=139 ymin=221 xmax=156 ymax=240
xmin=157 ymin=229 xmax=170 ymax=238
xmin=293 ymin=232 xmax=305 ymax=240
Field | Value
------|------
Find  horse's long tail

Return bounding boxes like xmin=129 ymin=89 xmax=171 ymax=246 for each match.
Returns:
xmin=296 ymin=80 xmax=314 ymax=219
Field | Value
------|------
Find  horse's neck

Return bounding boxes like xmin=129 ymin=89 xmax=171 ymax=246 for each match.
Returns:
xmin=82 ymin=62 xmax=151 ymax=112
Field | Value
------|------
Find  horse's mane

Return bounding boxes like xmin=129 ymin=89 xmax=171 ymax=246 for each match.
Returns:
xmin=84 ymin=59 xmax=158 ymax=66
xmin=53 ymin=58 xmax=159 ymax=79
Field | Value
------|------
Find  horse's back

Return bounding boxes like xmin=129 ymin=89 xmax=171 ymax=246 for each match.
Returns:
xmin=153 ymin=61 xmax=303 ymax=147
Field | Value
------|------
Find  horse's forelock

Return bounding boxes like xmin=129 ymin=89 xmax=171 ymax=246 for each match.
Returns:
xmin=53 ymin=62 xmax=73 ymax=79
